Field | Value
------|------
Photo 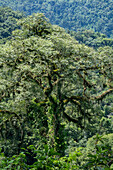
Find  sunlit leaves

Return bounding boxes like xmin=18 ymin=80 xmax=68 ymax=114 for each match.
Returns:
xmin=0 ymin=12 xmax=113 ymax=161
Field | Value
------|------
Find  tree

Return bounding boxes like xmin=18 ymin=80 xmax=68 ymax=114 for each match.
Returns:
xmin=0 ymin=7 xmax=23 ymax=44
xmin=0 ymin=13 xmax=113 ymax=159
xmin=0 ymin=0 xmax=113 ymax=38
xmin=69 ymin=30 xmax=113 ymax=49
xmin=84 ymin=133 xmax=113 ymax=169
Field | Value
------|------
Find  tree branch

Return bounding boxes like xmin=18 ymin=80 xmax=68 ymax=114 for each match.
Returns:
xmin=77 ymin=71 xmax=94 ymax=88
xmin=63 ymin=111 xmax=84 ymax=128
xmin=0 ymin=110 xmax=21 ymax=121
xmin=95 ymin=88 xmax=113 ymax=100
xmin=26 ymin=72 xmax=44 ymax=90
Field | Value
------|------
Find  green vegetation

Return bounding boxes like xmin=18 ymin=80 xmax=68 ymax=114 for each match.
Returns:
xmin=0 ymin=7 xmax=23 ymax=44
xmin=69 ymin=30 xmax=113 ymax=49
xmin=0 ymin=5 xmax=113 ymax=170
xmin=0 ymin=0 xmax=113 ymax=38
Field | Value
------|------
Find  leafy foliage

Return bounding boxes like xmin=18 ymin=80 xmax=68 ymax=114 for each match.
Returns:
xmin=70 ymin=30 xmax=113 ymax=49
xmin=0 ymin=7 xmax=23 ymax=44
xmin=84 ymin=134 xmax=113 ymax=169
xmin=0 ymin=11 xmax=113 ymax=169
xmin=0 ymin=0 xmax=113 ymax=37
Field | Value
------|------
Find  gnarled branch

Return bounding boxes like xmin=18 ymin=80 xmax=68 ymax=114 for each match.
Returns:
xmin=95 ymin=88 xmax=113 ymax=101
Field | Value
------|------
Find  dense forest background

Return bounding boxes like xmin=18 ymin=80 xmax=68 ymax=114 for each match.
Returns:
xmin=0 ymin=1 xmax=113 ymax=169
xmin=0 ymin=0 xmax=113 ymax=38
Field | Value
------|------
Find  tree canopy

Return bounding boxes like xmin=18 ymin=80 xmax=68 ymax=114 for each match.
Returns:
xmin=0 ymin=6 xmax=23 ymax=44
xmin=0 ymin=12 xmax=113 ymax=169
xmin=69 ymin=30 xmax=113 ymax=49
xmin=0 ymin=0 xmax=113 ymax=38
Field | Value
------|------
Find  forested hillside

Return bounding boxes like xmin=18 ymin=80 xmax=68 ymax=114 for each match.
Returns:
xmin=0 ymin=9 xmax=113 ymax=169
xmin=70 ymin=30 xmax=113 ymax=49
xmin=0 ymin=0 xmax=113 ymax=168
xmin=0 ymin=7 xmax=23 ymax=43
xmin=0 ymin=0 xmax=113 ymax=38
xmin=1 ymin=6 xmax=113 ymax=50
